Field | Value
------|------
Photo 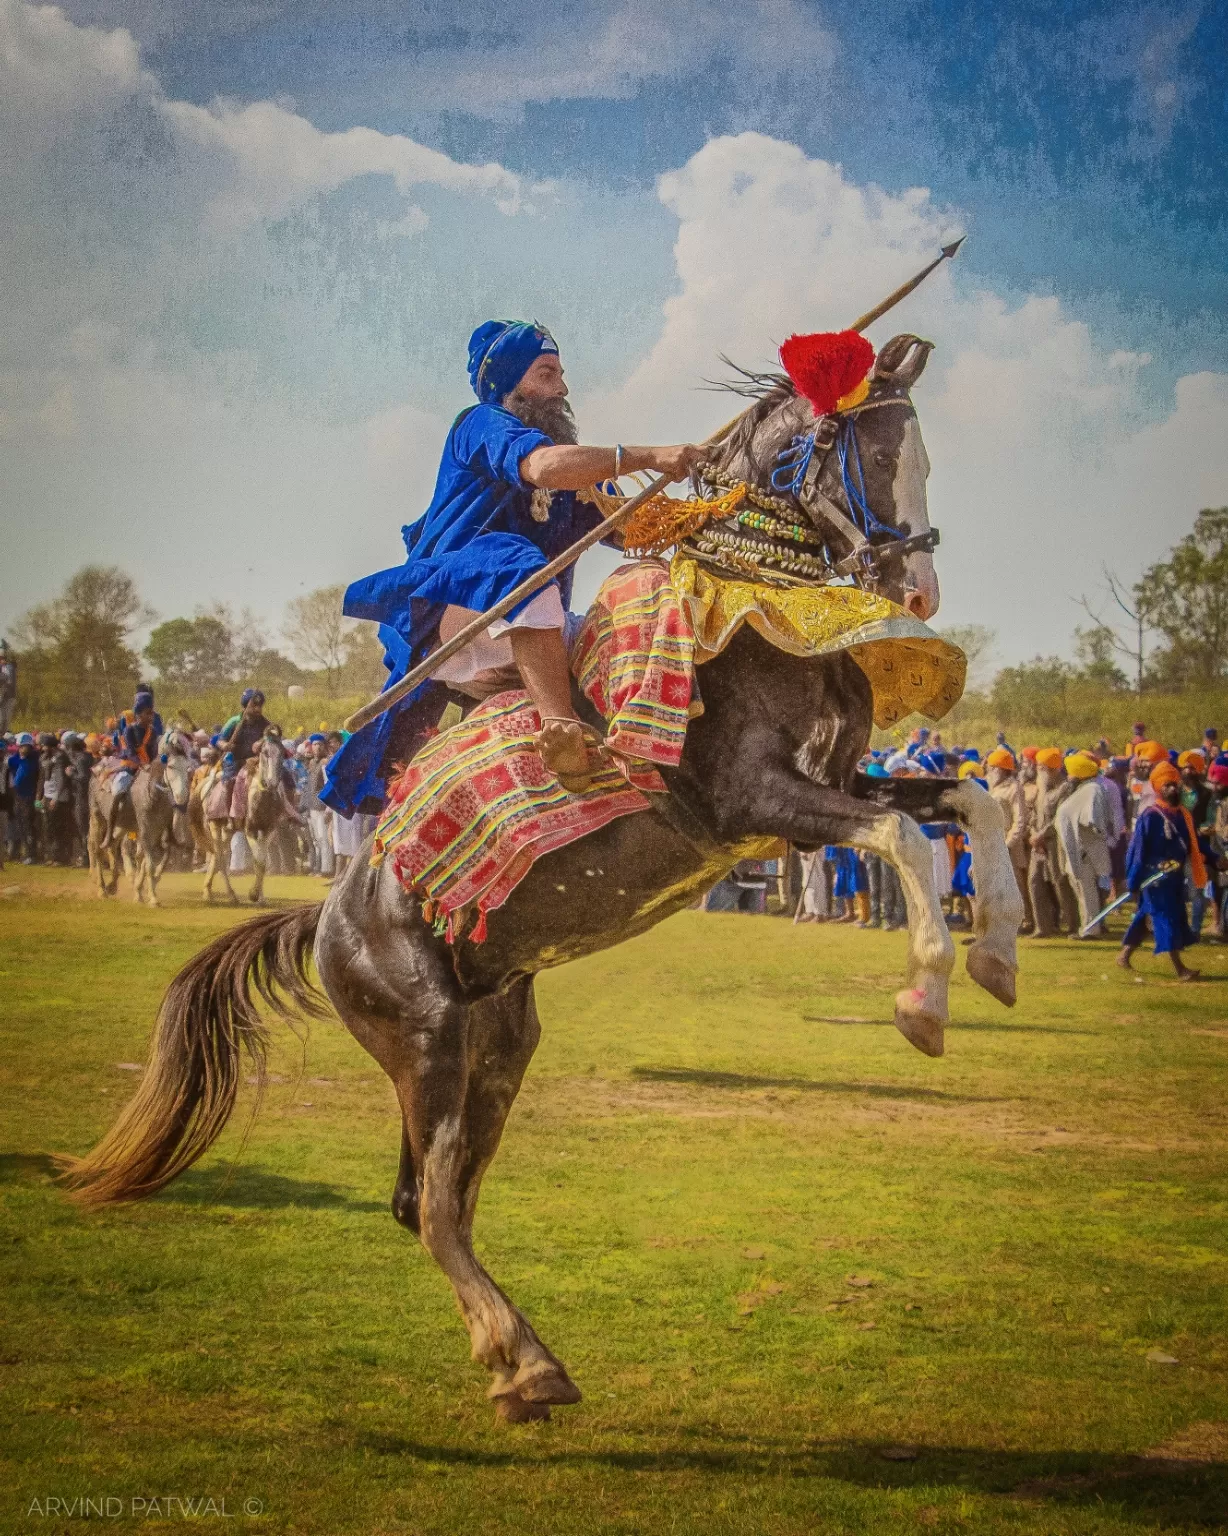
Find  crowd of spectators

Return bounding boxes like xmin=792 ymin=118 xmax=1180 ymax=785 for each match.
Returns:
xmin=707 ymin=722 xmax=1228 ymax=979
xmin=0 ymin=685 xmax=366 ymax=882
xmin=4 ymin=693 xmax=1225 ymax=977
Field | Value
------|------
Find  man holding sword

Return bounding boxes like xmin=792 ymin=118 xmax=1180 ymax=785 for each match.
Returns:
xmin=1116 ymin=760 xmax=1204 ymax=981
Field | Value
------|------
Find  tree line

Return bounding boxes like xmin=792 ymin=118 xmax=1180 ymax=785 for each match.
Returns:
xmin=7 ymin=506 xmax=1225 ymax=728
xmin=938 ymin=506 xmax=1228 ymax=727
xmin=6 ymin=568 xmax=384 ymax=723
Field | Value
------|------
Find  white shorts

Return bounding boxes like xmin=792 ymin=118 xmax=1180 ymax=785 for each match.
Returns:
xmin=430 ymin=584 xmax=567 ymax=688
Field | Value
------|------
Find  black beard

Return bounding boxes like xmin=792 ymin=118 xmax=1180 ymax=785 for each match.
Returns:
xmin=502 ymin=389 xmax=579 ymax=445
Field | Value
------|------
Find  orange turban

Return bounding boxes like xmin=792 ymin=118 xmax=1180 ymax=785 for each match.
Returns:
xmin=986 ymin=747 xmax=1016 ymax=772
xmin=1178 ymin=750 xmax=1206 ymax=774
xmin=1149 ymin=761 xmax=1181 ymax=791
xmin=1064 ymin=752 xmax=1100 ymax=781
xmin=1134 ymin=740 xmax=1166 ymax=764
xmin=1021 ymin=745 xmax=1038 ymax=761
xmin=1035 ymin=747 xmax=1063 ymax=772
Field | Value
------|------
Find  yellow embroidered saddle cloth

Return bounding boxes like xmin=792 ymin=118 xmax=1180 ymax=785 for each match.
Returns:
xmin=670 ymin=555 xmax=966 ymax=727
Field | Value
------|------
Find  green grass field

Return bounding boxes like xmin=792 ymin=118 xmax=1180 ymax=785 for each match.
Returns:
xmin=3 ymin=867 xmax=1227 ymax=1534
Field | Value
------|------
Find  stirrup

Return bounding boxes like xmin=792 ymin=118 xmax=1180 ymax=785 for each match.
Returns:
xmin=535 ymin=717 xmax=606 ymax=792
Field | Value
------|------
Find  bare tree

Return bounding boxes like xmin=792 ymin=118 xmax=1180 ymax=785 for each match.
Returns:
xmin=283 ymin=585 xmax=356 ymax=696
xmin=936 ymin=624 xmax=997 ymax=692
xmin=1075 ymin=565 xmax=1147 ymax=695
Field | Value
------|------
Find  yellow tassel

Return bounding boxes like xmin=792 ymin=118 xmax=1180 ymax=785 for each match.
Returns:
xmin=618 ymin=483 xmax=749 ymax=558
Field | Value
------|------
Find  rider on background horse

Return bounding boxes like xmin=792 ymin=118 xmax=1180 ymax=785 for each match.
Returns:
xmin=324 ymin=320 xmax=701 ymax=816
xmin=218 ymin=689 xmax=277 ymax=775
xmin=101 ymin=688 xmax=163 ymax=847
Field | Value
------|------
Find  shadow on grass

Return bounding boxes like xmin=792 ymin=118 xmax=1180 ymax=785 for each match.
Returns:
xmin=802 ymin=1016 xmax=1095 ymax=1036
xmin=155 ymin=1165 xmax=387 ymax=1213
xmin=0 ymin=1152 xmax=59 ymax=1183
xmin=351 ymin=1430 xmax=1227 ymax=1524
xmin=630 ymin=1067 xmax=1005 ymax=1104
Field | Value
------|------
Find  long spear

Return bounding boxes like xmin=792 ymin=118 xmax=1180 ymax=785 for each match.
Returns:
xmin=344 ymin=239 xmax=965 ymax=734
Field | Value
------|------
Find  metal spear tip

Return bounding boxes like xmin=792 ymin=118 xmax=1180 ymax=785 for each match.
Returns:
xmin=940 ymin=236 xmax=966 ymax=260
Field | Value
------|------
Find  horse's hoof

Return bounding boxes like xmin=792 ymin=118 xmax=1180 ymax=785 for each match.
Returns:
xmin=965 ymin=945 xmax=1017 ymax=1007
xmin=512 ymin=1362 xmax=582 ymax=1405
xmin=893 ymin=991 xmax=945 ymax=1057
xmin=495 ymin=1392 xmax=551 ymax=1424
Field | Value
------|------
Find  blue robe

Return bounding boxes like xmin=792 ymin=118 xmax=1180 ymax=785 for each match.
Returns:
xmin=324 ymin=404 xmax=604 ymax=815
xmin=1123 ymin=804 xmax=1194 ymax=955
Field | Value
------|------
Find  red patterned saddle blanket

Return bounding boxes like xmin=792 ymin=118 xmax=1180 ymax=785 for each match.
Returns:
xmin=372 ymin=561 xmax=697 ymax=941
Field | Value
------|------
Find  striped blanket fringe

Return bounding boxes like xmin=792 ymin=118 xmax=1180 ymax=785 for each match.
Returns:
xmin=372 ymin=561 xmax=697 ymax=943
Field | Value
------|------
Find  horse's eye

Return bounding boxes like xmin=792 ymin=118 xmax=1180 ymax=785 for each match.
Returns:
xmin=872 ymin=449 xmax=894 ymax=469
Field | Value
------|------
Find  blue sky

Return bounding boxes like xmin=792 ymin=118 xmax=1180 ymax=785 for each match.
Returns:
xmin=77 ymin=0 xmax=1227 ymax=367
xmin=3 ymin=0 xmax=1226 ymax=669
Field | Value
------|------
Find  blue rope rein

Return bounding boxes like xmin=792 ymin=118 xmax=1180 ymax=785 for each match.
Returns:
xmin=835 ymin=417 xmax=902 ymax=542
xmin=770 ymin=416 xmax=904 ymax=543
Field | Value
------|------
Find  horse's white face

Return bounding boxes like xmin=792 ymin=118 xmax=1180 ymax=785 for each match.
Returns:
xmin=163 ymin=750 xmax=194 ymax=810
xmin=256 ymin=736 xmax=283 ymax=791
xmin=893 ymin=416 xmax=940 ymax=621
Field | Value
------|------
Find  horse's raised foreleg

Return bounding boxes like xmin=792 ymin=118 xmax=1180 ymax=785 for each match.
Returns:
xmin=710 ymin=769 xmax=954 ymax=1055
xmin=852 ymin=772 xmax=1022 ymax=1009
xmin=939 ymin=780 xmax=1023 ymax=1006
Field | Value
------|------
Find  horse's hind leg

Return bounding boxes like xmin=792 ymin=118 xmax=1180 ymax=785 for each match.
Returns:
xmin=320 ymin=896 xmax=575 ymax=1422
xmin=404 ymin=982 xmax=577 ymax=1421
xmin=455 ymin=981 xmax=580 ymax=1419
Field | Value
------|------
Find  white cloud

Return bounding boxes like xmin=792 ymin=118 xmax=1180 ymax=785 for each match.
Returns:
xmin=584 ymin=133 xmax=1228 ymax=656
xmin=163 ymin=99 xmax=528 ymax=233
xmin=3 ymin=2 xmax=1224 ymax=672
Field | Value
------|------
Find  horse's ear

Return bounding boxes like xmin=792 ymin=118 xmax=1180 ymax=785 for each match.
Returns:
xmin=873 ymin=334 xmax=934 ymax=386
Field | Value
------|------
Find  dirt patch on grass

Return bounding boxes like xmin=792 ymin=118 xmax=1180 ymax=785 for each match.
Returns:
xmin=522 ymin=1073 xmax=1206 ymax=1155
xmin=1142 ymin=1420 xmax=1228 ymax=1464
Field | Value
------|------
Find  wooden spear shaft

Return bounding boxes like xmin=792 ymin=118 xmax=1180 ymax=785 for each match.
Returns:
xmin=343 ymin=239 xmax=966 ymax=733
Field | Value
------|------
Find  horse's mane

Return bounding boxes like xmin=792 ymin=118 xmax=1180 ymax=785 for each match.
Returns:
xmin=704 ymin=357 xmax=796 ymax=470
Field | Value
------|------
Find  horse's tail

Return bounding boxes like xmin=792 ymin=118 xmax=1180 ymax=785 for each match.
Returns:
xmin=59 ymin=903 xmax=328 ymax=1207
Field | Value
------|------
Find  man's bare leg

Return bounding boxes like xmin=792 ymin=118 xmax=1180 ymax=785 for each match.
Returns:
xmin=509 ymin=627 xmax=590 ymax=780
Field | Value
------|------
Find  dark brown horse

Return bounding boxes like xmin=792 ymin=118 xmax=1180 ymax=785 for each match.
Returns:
xmin=63 ymin=335 xmax=1023 ymax=1423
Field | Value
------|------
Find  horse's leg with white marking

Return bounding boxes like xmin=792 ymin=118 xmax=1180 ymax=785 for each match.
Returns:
xmin=213 ymin=824 xmax=239 ymax=905
xmin=939 ymin=780 xmax=1023 ymax=1007
xmin=719 ymin=769 xmax=954 ymax=1056
xmin=847 ymin=810 xmax=956 ymax=1057
xmin=247 ymin=831 xmax=265 ymax=905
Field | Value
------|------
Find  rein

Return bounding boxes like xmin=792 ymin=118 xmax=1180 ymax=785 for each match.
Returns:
xmin=686 ymin=392 xmax=939 ymax=589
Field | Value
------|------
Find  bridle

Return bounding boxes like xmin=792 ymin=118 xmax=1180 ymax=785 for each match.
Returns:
xmin=153 ymin=731 xmax=193 ymax=812
xmin=687 ymin=387 xmax=940 ymax=591
xmin=257 ymin=735 xmax=284 ymax=792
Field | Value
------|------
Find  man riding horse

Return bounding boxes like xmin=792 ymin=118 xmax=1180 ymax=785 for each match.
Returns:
xmin=324 ymin=321 xmax=701 ymax=814
xmin=100 ymin=688 xmax=163 ymax=848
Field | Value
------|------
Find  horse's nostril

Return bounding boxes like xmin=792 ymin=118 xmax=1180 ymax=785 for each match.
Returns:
xmin=904 ymin=590 xmax=930 ymax=620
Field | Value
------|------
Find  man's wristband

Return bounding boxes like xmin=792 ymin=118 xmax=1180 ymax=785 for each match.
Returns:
xmin=614 ymin=444 xmax=623 ymax=478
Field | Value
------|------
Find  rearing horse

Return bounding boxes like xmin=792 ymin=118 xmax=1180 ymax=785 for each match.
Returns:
xmin=65 ymin=335 xmax=1023 ymax=1424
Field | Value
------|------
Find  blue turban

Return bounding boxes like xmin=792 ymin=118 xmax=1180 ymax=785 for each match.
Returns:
xmin=467 ymin=321 xmax=559 ymax=404
xmin=134 ymin=689 xmax=154 ymax=712
xmin=864 ymin=762 xmax=890 ymax=778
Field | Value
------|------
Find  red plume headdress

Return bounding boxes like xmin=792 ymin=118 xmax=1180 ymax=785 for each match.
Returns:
xmin=779 ymin=329 xmax=875 ymax=416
